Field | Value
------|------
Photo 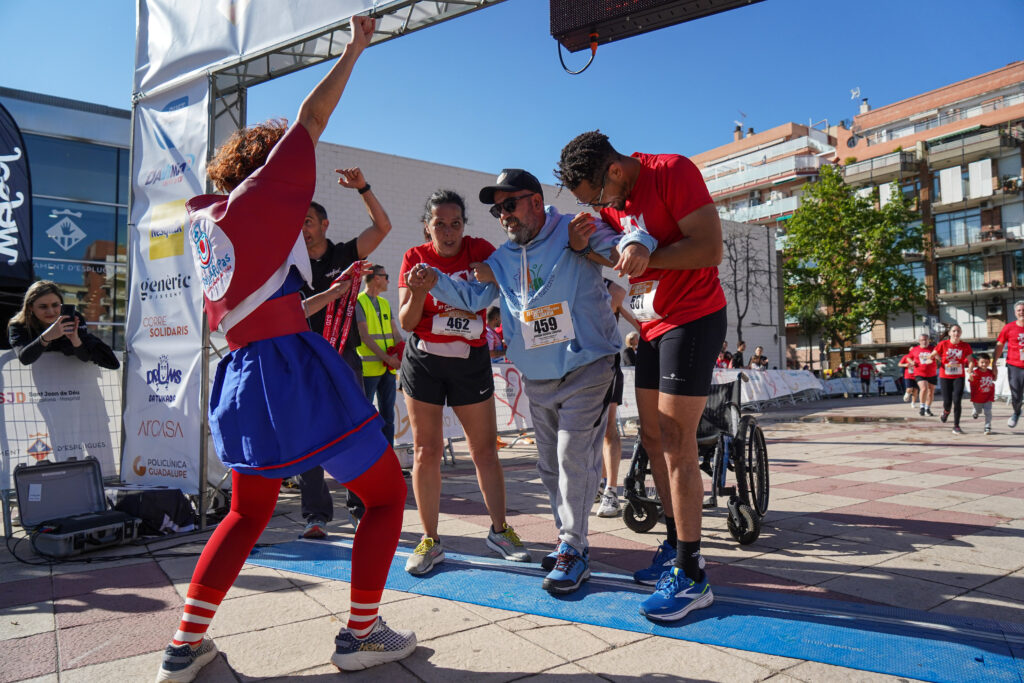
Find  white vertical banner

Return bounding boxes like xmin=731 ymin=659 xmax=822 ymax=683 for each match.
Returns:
xmin=968 ymin=159 xmax=993 ymax=199
xmin=122 ymin=77 xmax=209 ymax=493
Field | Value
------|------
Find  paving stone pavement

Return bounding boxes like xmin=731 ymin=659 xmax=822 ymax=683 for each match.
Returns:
xmin=1 ymin=396 xmax=1021 ymax=682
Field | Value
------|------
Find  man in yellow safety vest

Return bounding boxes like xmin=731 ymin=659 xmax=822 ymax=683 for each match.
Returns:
xmin=356 ymin=265 xmax=402 ymax=446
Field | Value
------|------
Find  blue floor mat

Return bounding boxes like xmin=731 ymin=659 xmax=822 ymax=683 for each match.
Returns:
xmin=248 ymin=540 xmax=1024 ymax=683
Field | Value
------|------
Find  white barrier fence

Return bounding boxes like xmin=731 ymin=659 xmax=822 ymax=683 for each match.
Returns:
xmin=0 ymin=351 xmax=122 ymax=492
xmin=389 ymin=365 xmax=826 ymax=447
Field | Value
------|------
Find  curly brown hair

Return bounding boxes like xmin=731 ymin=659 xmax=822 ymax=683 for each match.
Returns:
xmin=207 ymin=119 xmax=288 ymax=193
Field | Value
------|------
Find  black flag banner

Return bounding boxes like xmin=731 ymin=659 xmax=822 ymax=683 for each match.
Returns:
xmin=0 ymin=102 xmax=33 ymax=287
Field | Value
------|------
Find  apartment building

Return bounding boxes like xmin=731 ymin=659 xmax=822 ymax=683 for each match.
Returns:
xmin=834 ymin=61 xmax=1024 ymax=361
xmin=690 ymin=122 xmax=835 ymax=365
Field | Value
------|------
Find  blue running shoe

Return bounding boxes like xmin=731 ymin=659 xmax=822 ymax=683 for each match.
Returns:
xmin=633 ymin=541 xmax=706 ymax=585
xmin=542 ymin=542 xmax=590 ymax=594
xmin=154 ymin=639 xmax=217 ymax=682
xmin=639 ymin=567 xmax=714 ymax=622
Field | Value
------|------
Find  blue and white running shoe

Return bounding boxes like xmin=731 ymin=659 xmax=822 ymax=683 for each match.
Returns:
xmin=639 ymin=566 xmax=714 ymax=622
xmin=542 ymin=542 xmax=590 ymax=594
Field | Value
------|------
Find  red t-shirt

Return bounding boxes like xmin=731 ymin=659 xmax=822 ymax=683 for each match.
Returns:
xmin=996 ymin=321 xmax=1024 ymax=368
xmin=600 ymin=153 xmax=726 ymax=340
xmin=933 ymin=340 xmax=973 ymax=379
xmin=399 ymin=236 xmax=496 ymax=346
xmin=857 ymin=362 xmax=873 ymax=380
xmin=899 ymin=354 xmax=915 ymax=379
xmin=908 ymin=344 xmax=937 ymax=378
xmin=969 ymin=368 xmax=996 ymax=403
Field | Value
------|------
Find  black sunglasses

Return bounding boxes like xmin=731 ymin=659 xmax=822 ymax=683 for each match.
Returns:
xmin=489 ymin=193 xmax=533 ymax=219
xmin=377 ymin=272 xmax=389 ymax=280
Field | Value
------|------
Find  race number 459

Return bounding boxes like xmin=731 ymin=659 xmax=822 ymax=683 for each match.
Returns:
xmin=521 ymin=301 xmax=575 ymax=349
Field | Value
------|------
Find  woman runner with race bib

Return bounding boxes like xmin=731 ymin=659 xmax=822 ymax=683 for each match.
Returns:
xmin=397 ymin=190 xmax=530 ymax=576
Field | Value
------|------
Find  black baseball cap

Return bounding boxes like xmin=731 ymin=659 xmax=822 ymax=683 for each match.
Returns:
xmin=479 ymin=168 xmax=544 ymax=204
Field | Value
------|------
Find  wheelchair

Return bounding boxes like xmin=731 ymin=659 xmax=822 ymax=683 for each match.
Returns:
xmin=622 ymin=373 xmax=770 ymax=545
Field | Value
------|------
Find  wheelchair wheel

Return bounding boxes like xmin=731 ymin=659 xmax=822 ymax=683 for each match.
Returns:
xmin=739 ymin=415 xmax=770 ymax=516
xmin=727 ymin=501 xmax=760 ymax=545
xmin=624 ymin=501 xmax=660 ymax=533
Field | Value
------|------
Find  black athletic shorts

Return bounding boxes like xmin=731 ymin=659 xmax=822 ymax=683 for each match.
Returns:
xmin=635 ymin=306 xmax=727 ymax=396
xmin=400 ymin=335 xmax=494 ymax=407
xmin=609 ymin=354 xmax=624 ymax=405
xmin=914 ymin=374 xmax=938 ymax=386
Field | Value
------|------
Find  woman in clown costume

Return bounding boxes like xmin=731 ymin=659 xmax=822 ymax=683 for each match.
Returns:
xmin=155 ymin=16 xmax=415 ymax=682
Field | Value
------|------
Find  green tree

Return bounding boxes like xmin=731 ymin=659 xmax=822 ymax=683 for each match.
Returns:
xmin=783 ymin=165 xmax=923 ymax=367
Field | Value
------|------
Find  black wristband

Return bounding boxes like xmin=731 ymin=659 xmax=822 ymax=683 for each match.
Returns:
xmin=570 ymin=244 xmax=592 ymax=257
xmin=358 ymin=184 xmax=372 ymax=195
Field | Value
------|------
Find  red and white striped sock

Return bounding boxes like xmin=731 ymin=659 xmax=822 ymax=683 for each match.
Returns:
xmin=347 ymin=587 xmax=382 ymax=639
xmin=172 ymin=585 xmax=226 ymax=646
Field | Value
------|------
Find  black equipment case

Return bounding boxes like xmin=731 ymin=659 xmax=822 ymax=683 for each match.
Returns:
xmin=14 ymin=457 xmax=141 ymax=558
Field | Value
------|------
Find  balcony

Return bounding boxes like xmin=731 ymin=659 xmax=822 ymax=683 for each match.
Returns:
xmin=928 ymin=128 xmax=1022 ymax=167
xmin=718 ymin=195 xmax=799 ymax=224
xmin=702 ymin=135 xmax=834 ymax=180
xmin=937 ymin=284 xmax=1022 ymax=304
xmin=933 ymin=226 xmax=1024 ymax=257
xmin=842 ymin=151 xmax=917 ymax=186
xmin=704 ymin=155 xmax=821 ymax=196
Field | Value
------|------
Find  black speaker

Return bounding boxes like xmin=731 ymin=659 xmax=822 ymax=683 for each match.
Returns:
xmin=551 ymin=0 xmax=765 ymax=52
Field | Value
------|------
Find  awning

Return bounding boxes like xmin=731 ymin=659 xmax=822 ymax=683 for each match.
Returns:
xmin=926 ymin=124 xmax=982 ymax=144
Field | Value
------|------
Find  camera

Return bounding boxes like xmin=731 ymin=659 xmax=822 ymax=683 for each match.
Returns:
xmin=60 ymin=304 xmax=76 ymax=320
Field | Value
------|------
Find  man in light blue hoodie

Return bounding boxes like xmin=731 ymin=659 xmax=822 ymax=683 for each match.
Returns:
xmin=405 ymin=169 xmax=656 ymax=595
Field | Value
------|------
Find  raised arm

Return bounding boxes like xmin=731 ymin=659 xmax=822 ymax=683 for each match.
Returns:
xmin=335 ymin=167 xmax=392 ymax=258
xmin=295 ymin=16 xmax=374 ymax=145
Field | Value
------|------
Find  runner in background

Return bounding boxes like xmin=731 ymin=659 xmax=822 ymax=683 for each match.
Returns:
xmin=968 ymin=353 xmax=996 ymax=435
xmin=908 ymin=333 xmax=937 ymax=417
xmin=596 ymin=279 xmax=642 ymax=518
xmin=933 ymin=325 xmax=973 ymax=434
xmin=898 ymin=351 xmax=919 ymax=408
xmin=993 ymin=300 xmax=1024 ymax=429
xmin=856 ymin=358 xmax=874 ymax=396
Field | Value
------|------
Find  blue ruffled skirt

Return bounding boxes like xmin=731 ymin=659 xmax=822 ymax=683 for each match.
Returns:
xmin=209 ymin=273 xmax=385 ymax=480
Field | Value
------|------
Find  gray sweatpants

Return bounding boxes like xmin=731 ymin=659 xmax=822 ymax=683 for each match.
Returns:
xmin=524 ymin=355 xmax=614 ymax=553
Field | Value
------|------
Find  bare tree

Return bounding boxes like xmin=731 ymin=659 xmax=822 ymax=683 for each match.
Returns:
xmin=720 ymin=221 xmax=774 ymax=345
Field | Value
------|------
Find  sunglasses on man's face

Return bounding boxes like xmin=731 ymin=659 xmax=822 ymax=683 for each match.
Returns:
xmin=489 ymin=194 xmax=533 ymax=219
xmin=377 ymin=273 xmax=389 ymax=280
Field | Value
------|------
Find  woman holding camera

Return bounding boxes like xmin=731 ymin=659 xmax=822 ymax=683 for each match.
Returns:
xmin=7 ymin=280 xmax=119 ymax=369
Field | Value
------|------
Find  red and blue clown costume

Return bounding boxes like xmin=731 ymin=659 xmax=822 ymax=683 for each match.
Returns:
xmin=171 ymin=122 xmax=406 ymax=648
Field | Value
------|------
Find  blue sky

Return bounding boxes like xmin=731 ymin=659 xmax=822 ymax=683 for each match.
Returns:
xmin=2 ymin=0 xmax=1022 ymax=184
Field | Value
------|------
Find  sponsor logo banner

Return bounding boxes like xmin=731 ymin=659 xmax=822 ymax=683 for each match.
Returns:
xmin=124 ymin=78 xmax=209 ymax=494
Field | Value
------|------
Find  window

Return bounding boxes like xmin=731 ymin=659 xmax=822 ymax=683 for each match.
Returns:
xmin=23 ymin=134 xmax=120 ymax=204
xmin=1008 ymin=249 xmax=1024 ymax=288
xmin=934 ymin=208 xmax=981 ymax=248
xmin=937 ymin=254 xmax=984 ymax=293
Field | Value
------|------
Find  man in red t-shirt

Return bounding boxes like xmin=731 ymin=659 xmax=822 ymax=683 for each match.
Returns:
xmin=856 ymin=359 xmax=874 ymax=396
xmin=993 ymin=300 xmax=1024 ymax=428
xmin=556 ymin=131 xmax=725 ymax=623
xmin=898 ymin=352 xmax=918 ymax=407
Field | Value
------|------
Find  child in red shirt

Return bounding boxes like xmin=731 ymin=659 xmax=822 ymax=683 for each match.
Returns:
xmin=969 ymin=353 xmax=996 ymax=435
